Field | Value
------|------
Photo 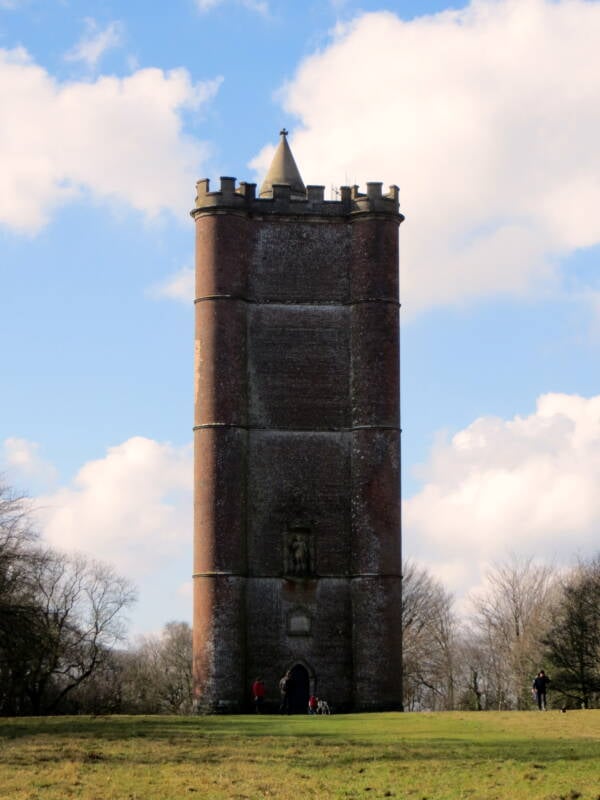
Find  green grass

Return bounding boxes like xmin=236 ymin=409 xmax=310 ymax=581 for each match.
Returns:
xmin=1 ymin=711 xmax=599 ymax=799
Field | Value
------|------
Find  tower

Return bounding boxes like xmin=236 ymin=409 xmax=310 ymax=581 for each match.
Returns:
xmin=192 ymin=131 xmax=404 ymax=712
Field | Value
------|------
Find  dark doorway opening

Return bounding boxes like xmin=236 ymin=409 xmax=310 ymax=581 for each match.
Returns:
xmin=289 ymin=663 xmax=310 ymax=714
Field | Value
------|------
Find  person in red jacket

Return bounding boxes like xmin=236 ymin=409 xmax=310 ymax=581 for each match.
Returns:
xmin=251 ymin=677 xmax=265 ymax=713
xmin=308 ymin=695 xmax=318 ymax=714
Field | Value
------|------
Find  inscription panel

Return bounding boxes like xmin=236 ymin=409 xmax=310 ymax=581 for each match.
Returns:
xmin=288 ymin=608 xmax=311 ymax=636
xmin=248 ymin=305 xmax=350 ymax=430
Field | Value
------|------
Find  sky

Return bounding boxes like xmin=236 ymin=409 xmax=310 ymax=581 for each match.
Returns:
xmin=1 ymin=0 xmax=600 ymax=636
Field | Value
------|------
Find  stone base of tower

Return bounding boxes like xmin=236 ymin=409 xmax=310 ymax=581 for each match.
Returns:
xmin=193 ymin=573 xmax=402 ymax=714
xmin=192 ymin=574 xmax=246 ymax=714
xmin=351 ymin=575 xmax=403 ymax=711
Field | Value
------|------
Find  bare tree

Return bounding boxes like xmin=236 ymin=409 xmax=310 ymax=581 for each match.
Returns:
xmin=0 ymin=483 xmax=43 ymax=713
xmin=402 ymin=560 xmax=458 ymax=710
xmin=455 ymin=636 xmax=487 ymax=711
xmin=0 ymin=483 xmax=38 ymax=600
xmin=156 ymin=621 xmax=193 ymax=713
xmin=24 ymin=551 xmax=136 ymax=713
xmin=469 ymin=555 xmax=558 ymax=709
xmin=0 ymin=481 xmax=137 ymax=714
xmin=123 ymin=621 xmax=193 ymax=713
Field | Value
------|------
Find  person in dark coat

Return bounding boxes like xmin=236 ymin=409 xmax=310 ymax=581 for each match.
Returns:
xmin=532 ymin=670 xmax=551 ymax=710
xmin=279 ymin=671 xmax=292 ymax=714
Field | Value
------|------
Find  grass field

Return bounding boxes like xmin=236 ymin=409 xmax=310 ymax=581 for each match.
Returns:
xmin=1 ymin=711 xmax=599 ymax=800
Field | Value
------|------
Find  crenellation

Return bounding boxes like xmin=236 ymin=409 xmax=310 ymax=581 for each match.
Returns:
xmin=194 ymin=178 xmax=210 ymax=204
xmin=238 ymin=181 xmax=257 ymax=200
xmin=306 ymin=185 xmax=325 ymax=203
xmin=366 ymin=182 xmax=383 ymax=200
xmin=272 ymin=183 xmax=292 ymax=202
xmin=219 ymin=176 xmax=236 ymax=197
xmin=192 ymin=176 xmax=401 ymax=218
xmin=351 ymin=184 xmax=399 ymax=216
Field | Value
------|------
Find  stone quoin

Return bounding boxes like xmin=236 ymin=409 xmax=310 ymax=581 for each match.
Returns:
xmin=191 ymin=131 xmax=404 ymax=713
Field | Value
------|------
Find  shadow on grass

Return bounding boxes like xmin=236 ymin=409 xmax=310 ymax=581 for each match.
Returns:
xmin=0 ymin=714 xmax=598 ymax=770
xmin=0 ymin=715 xmax=273 ymax=741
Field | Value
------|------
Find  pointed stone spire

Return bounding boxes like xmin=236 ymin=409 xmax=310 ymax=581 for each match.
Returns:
xmin=259 ymin=129 xmax=306 ymax=199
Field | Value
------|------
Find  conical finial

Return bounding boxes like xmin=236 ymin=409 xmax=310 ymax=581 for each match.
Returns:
xmin=259 ymin=129 xmax=306 ymax=199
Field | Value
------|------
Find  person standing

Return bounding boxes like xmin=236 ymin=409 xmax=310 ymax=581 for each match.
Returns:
xmin=532 ymin=670 xmax=551 ymax=710
xmin=279 ymin=671 xmax=292 ymax=714
xmin=251 ymin=677 xmax=265 ymax=713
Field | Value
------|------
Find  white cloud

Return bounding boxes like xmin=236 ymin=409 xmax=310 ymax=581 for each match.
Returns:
xmin=254 ymin=0 xmax=600 ymax=315
xmin=195 ymin=0 xmax=268 ymax=15
xmin=241 ymin=0 xmax=268 ymax=14
xmin=2 ymin=437 xmax=58 ymax=489
xmin=147 ymin=265 xmax=194 ymax=304
xmin=0 ymin=47 xmax=222 ymax=232
xmin=404 ymin=393 xmax=600 ymax=597
xmin=196 ymin=0 xmax=225 ymax=9
xmin=36 ymin=437 xmax=192 ymax=577
xmin=195 ymin=0 xmax=224 ymax=11
xmin=65 ymin=18 xmax=124 ymax=69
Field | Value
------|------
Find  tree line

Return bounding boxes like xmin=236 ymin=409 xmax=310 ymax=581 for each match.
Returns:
xmin=0 ymin=483 xmax=192 ymax=715
xmin=403 ymin=554 xmax=600 ymax=711
xmin=2 ymin=481 xmax=599 ymax=714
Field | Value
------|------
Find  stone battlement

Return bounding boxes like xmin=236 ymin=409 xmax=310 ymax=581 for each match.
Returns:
xmin=192 ymin=176 xmax=401 ymax=218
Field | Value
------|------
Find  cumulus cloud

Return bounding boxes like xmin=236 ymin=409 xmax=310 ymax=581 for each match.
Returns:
xmin=404 ymin=393 xmax=600 ymax=597
xmin=64 ymin=18 xmax=124 ymax=69
xmin=36 ymin=437 xmax=192 ymax=577
xmin=147 ymin=265 xmax=194 ymax=304
xmin=253 ymin=0 xmax=600 ymax=314
xmin=0 ymin=47 xmax=222 ymax=232
xmin=2 ymin=437 xmax=58 ymax=489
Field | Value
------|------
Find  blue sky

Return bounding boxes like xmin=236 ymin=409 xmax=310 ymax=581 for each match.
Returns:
xmin=2 ymin=0 xmax=600 ymax=635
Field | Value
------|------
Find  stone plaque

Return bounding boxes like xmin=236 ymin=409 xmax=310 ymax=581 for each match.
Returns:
xmin=288 ymin=609 xmax=312 ymax=636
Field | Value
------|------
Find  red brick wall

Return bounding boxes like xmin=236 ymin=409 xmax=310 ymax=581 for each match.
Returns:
xmin=193 ymin=187 xmax=403 ymax=712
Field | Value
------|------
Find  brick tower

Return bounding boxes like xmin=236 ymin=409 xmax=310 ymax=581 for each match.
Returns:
xmin=192 ymin=131 xmax=404 ymax=712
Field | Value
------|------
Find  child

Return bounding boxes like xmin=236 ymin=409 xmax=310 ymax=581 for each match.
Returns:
xmin=317 ymin=698 xmax=331 ymax=714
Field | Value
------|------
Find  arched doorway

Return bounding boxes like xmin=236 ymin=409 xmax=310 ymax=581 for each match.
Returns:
xmin=289 ymin=663 xmax=310 ymax=714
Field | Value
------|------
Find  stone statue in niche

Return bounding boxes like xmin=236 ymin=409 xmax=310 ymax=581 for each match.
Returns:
xmin=284 ymin=528 xmax=314 ymax=577
xmin=290 ymin=534 xmax=310 ymax=575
